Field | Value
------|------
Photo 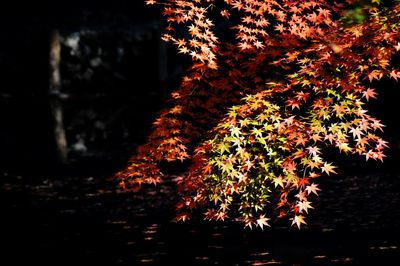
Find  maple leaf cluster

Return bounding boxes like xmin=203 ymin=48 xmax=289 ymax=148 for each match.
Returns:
xmin=145 ymin=0 xmax=350 ymax=68
xmin=117 ymin=0 xmax=400 ymax=229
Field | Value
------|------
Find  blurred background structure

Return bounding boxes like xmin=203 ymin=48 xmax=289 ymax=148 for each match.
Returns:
xmin=0 ymin=0 xmax=189 ymax=174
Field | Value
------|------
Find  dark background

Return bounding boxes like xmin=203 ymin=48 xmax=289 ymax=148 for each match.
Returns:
xmin=0 ymin=0 xmax=191 ymax=174
xmin=0 ymin=1 xmax=400 ymax=265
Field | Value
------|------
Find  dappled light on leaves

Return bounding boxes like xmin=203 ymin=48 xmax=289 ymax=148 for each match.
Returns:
xmin=116 ymin=0 xmax=400 ymax=229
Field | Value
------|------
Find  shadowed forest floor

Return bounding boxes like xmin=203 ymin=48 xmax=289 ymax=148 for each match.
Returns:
xmin=1 ymin=158 xmax=400 ymax=265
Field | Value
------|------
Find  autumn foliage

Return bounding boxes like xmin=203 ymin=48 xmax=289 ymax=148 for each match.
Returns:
xmin=117 ymin=0 xmax=400 ymax=229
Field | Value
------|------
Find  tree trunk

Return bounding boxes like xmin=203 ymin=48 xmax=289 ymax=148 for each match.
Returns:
xmin=157 ymin=28 xmax=168 ymax=99
xmin=49 ymin=30 xmax=68 ymax=163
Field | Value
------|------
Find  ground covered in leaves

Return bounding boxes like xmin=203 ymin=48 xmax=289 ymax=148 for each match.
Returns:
xmin=1 ymin=157 xmax=400 ymax=265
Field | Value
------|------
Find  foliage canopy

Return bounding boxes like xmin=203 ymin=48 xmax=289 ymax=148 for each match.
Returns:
xmin=117 ymin=0 xmax=400 ymax=228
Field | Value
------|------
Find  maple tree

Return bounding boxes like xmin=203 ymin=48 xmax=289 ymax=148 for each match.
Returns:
xmin=117 ymin=0 xmax=400 ymax=228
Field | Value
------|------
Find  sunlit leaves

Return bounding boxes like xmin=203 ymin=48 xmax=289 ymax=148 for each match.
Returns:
xmin=362 ymin=88 xmax=377 ymax=101
xmin=256 ymin=215 xmax=271 ymax=230
xmin=116 ymin=1 xmax=400 ymax=230
xmin=292 ymin=215 xmax=307 ymax=229
xmin=148 ymin=0 xmax=352 ymax=67
xmin=297 ymin=200 xmax=314 ymax=214
xmin=305 ymin=183 xmax=320 ymax=196
xmin=321 ymin=162 xmax=337 ymax=175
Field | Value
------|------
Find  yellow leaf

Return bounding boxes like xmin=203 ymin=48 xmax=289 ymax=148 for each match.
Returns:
xmin=256 ymin=215 xmax=271 ymax=230
xmin=292 ymin=215 xmax=307 ymax=229
xmin=321 ymin=162 xmax=337 ymax=175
